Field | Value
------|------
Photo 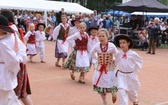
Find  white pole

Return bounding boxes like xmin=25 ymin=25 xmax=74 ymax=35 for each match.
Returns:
xmin=44 ymin=10 xmax=47 ymax=26
xmin=122 ymin=0 xmax=131 ymax=4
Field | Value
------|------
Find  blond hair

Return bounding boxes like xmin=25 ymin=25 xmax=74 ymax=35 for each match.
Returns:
xmin=154 ymin=17 xmax=160 ymax=24
xmin=28 ymin=23 xmax=35 ymax=31
xmin=79 ymin=22 xmax=87 ymax=28
xmin=98 ymin=28 xmax=109 ymax=38
xmin=61 ymin=14 xmax=67 ymax=18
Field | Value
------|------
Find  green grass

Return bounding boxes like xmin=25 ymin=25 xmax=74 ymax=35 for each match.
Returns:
xmin=160 ymin=44 xmax=168 ymax=49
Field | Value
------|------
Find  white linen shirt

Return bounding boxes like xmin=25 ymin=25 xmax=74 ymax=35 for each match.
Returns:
xmin=87 ymin=35 xmax=99 ymax=53
xmin=35 ymin=30 xmax=46 ymax=47
xmin=115 ymin=50 xmax=143 ymax=91
xmin=53 ymin=23 xmax=70 ymax=53
xmin=0 ymin=34 xmax=27 ymax=91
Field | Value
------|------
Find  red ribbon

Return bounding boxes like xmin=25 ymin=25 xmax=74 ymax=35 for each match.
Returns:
xmin=95 ymin=64 xmax=107 ymax=86
xmin=92 ymin=37 xmax=95 ymax=40
xmin=61 ymin=34 xmax=67 ymax=44
xmin=80 ymin=46 xmax=86 ymax=55
xmin=122 ymin=53 xmax=127 ymax=59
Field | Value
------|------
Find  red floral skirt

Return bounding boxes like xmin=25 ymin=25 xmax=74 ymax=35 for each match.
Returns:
xmin=14 ymin=63 xmax=32 ymax=98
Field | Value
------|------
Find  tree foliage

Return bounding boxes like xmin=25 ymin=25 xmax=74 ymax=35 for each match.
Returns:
xmin=50 ymin=0 xmax=122 ymax=12
xmin=86 ymin=0 xmax=122 ymax=12
xmin=158 ymin=0 xmax=168 ymax=5
xmin=51 ymin=0 xmax=168 ymax=12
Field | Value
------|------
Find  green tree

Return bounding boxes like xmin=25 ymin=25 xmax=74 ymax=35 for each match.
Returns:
xmin=86 ymin=0 xmax=122 ymax=12
xmin=158 ymin=0 xmax=168 ymax=5
xmin=49 ymin=0 xmax=122 ymax=12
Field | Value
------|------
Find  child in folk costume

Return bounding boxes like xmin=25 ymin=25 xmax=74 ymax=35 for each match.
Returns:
xmin=44 ymin=25 xmax=52 ymax=40
xmin=24 ymin=23 xmax=37 ymax=63
xmin=115 ymin=34 xmax=143 ymax=105
xmin=68 ymin=17 xmax=81 ymax=51
xmin=1 ymin=10 xmax=33 ymax=105
xmin=35 ymin=23 xmax=46 ymax=63
xmin=65 ymin=22 xmax=90 ymax=84
xmin=90 ymin=28 xmax=118 ymax=105
xmin=87 ymin=26 xmax=99 ymax=67
xmin=68 ymin=17 xmax=80 ymax=36
xmin=53 ymin=15 xmax=70 ymax=67
xmin=0 ymin=15 xmax=23 ymax=105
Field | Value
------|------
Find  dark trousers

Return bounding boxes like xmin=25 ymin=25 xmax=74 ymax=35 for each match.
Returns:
xmin=148 ymin=38 xmax=156 ymax=53
xmin=139 ymin=42 xmax=148 ymax=50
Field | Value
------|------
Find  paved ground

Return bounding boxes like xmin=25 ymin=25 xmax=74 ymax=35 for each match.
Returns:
xmin=25 ymin=40 xmax=168 ymax=105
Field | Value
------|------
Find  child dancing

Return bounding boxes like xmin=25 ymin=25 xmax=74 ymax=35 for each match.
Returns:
xmin=24 ymin=23 xmax=37 ymax=63
xmin=65 ymin=22 xmax=90 ymax=84
xmin=90 ymin=28 xmax=118 ymax=105
xmin=53 ymin=15 xmax=70 ymax=67
xmin=35 ymin=23 xmax=46 ymax=63
xmin=115 ymin=34 xmax=143 ymax=105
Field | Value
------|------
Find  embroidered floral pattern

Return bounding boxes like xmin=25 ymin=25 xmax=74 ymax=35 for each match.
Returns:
xmin=64 ymin=50 xmax=89 ymax=73
xmin=93 ymin=85 xmax=118 ymax=95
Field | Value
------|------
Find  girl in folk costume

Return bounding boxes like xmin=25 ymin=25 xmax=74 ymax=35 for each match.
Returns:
xmin=68 ymin=17 xmax=81 ymax=36
xmin=90 ymin=28 xmax=118 ymax=105
xmin=115 ymin=34 xmax=143 ymax=105
xmin=53 ymin=15 xmax=70 ymax=67
xmin=65 ymin=22 xmax=90 ymax=84
xmin=68 ymin=17 xmax=81 ymax=51
xmin=35 ymin=23 xmax=46 ymax=63
xmin=87 ymin=26 xmax=99 ymax=67
xmin=0 ymin=15 xmax=23 ymax=105
xmin=24 ymin=23 xmax=37 ymax=63
xmin=1 ymin=10 xmax=33 ymax=105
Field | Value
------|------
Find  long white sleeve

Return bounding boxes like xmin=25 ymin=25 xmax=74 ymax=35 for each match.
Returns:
xmin=0 ymin=41 xmax=20 ymax=76
xmin=24 ymin=31 xmax=32 ymax=42
xmin=90 ymin=43 xmax=98 ymax=64
xmin=67 ymin=32 xmax=80 ymax=48
xmin=53 ymin=25 xmax=61 ymax=40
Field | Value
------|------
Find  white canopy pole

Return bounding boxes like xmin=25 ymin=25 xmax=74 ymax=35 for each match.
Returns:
xmin=44 ymin=10 xmax=47 ymax=26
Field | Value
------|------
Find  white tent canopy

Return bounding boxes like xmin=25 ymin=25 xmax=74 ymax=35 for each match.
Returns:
xmin=0 ymin=0 xmax=93 ymax=14
xmin=131 ymin=12 xmax=168 ymax=16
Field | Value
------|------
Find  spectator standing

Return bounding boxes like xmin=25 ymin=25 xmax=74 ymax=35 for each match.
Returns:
xmin=147 ymin=17 xmax=160 ymax=54
xmin=56 ymin=8 xmax=66 ymax=25
xmin=90 ymin=10 xmax=100 ymax=27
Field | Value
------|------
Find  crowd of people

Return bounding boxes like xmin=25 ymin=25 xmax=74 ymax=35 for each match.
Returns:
xmin=1 ymin=7 xmax=168 ymax=105
xmin=12 ymin=8 xmax=168 ymax=52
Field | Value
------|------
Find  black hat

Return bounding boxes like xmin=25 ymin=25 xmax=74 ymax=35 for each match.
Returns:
xmin=0 ymin=15 xmax=14 ymax=33
xmin=88 ymin=26 xmax=99 ymax=32
xmin=36 ymin=23 xmax=46 ymax=30
xmin=71 ymin=17 xmax=81 ymax=26
xmin=115 ymin=34 xmax=134 ymax=49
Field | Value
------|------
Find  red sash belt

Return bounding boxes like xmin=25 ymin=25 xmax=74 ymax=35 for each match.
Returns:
xmin=74 ymin=46 xmax=87 ymax=55
xmin=27 ymin=41 xmax=35 ymax=44
xmin=95 ymin=64 xmax=107 ymax=86
xmin=61 ymin=34 xmax=67 ymax=44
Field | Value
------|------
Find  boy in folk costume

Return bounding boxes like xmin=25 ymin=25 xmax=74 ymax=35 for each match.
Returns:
xmin=87 ymin=26 xmax=99 ymax=67
xmin=1 ymin=10 xmax=33 ymax=105
xmin=53 ymin=15 xmax=70 ymax=67
xmin=0 ymin=15 xmax=23 ymax=105
xmin=115 ymin=34 xmax=143 ymax=105
xmin=35 ymin=23 xmax=46 ymax=63
xmin=90 ymin=28 xmax=118 ymax=105
xmin=24 ymin=23 xmax=37 ymax=63
xmin=65 ymin=22 xmax=90 ymax=84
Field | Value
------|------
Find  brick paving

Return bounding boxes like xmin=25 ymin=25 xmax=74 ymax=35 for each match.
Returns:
xmin=26 ymin=41 xmax=168 ymax=105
